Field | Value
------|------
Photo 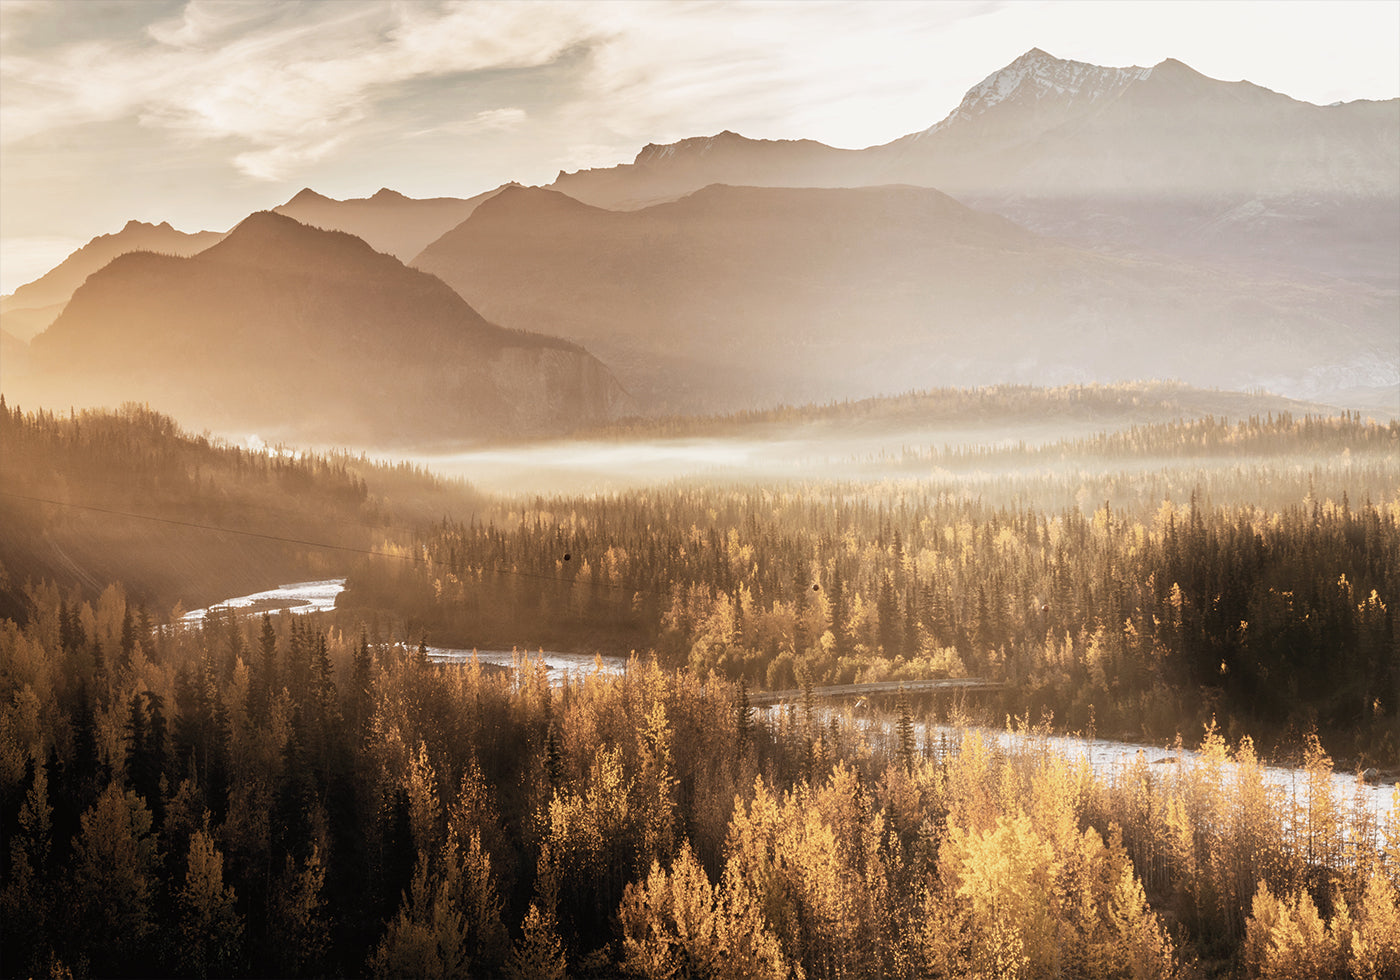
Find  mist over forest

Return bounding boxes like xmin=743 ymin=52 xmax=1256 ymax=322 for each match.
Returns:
xmin=1 ymin=27 xmax=1397 ymax=980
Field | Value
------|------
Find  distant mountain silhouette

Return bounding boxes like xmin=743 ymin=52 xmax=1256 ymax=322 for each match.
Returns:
xmin=0 ymin=327 xmax=27 ymax=378
xmin=414 ymin=183 xmax=1394 ymax=412
xmin=275 ymin=184 xmax=516 ymax=262
xmin=24 ymin=212 xmax=629 ymax=445
xmin=551 ymin=50 xmax=1399 ymax=286
xmin=0 ymin=220 xmax=224 ymax=340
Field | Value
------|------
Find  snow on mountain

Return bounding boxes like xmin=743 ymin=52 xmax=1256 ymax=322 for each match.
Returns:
xmin=635 ymin=132 xmax=745 ymax=164
xmin=918 ymin=48 xmax=1153 ymax=137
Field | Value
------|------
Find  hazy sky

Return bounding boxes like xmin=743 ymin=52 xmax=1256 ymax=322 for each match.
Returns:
xmin=2 ymin=0 xmax=1397 ymax=294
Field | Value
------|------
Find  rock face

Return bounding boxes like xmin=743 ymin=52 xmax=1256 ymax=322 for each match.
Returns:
xmin=550 ymin=49 xmax=1400 ymax=288
xmin=25 ymin=211 xmax=630 ymax=446
xmin=413 ymin=183 xmax=1393 ymax=413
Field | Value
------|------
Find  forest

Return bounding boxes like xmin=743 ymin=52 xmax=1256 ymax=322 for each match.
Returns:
xmin=1 ymin=588 xmax=1396 ymax=978
xmin=0 ymin=398 xmax=466 ymax=616
xmin=346 ymin=412 xmax=1400 ymax=766
xmin=1 ymin=401 xmax=1397 ymax=978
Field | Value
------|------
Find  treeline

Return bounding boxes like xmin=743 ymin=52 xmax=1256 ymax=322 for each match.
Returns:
xmin=345 ymin=482 xmax=1399 ymax=763
xmin=900 ymin=412 xmax=1398 ymax=466
xmin=2 ymin=584 xmax=1396 ymax=978
xmin=583 ymin=381 xmax=1331 ymax=441
xmin=0 ymin=401 xmax=480 ymax=616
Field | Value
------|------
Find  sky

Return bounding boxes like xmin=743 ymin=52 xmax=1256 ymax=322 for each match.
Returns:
xmin=2 ymin=0 xmax=1397 ymax=295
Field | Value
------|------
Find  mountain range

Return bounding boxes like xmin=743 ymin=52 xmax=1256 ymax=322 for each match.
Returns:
xmin=552 ymin=49 xmax=1400 ymax=288
xmin=4 ymin=47 xmax=1396 ymax=434
xmin=0 ymin=220 xmax=225 ymax=343
xmin=412 ymin=182 xmax=1393 ymax=411
xmin=20 ymin=212 xmax=629 ymax=445
xmin=272 ymin=183 xmax=516 ymax=262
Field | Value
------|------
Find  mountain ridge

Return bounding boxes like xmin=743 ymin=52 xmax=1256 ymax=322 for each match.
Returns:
xmin=273 ymin=183 xmax=517 ymax=262
xmin=0 ymin=220 xmax=225 ymax=340
xmin=548 ymin=48 xmax=1399 ymax=286
xmin=413 ymin=182 xmax=1392 ymax=413
xmin=20 ymin=211 xmax=629 ymax=446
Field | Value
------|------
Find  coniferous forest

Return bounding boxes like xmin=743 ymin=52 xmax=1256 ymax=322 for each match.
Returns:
xmin=1 ymin=400 xmax=1398 ymax=978
xmin=5 ymin=13 xmax=1400 ymax=978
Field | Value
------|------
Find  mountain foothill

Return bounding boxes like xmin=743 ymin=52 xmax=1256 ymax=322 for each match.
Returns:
xmin=2 ymin=47 xmax=1395 ymax=445
xmin=19 ymin=212 xmax=629 ymax=447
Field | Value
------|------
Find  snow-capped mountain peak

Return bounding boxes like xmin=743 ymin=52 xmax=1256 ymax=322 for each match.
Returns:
xmin=920 ymin=48 xmax=1152 ymax=136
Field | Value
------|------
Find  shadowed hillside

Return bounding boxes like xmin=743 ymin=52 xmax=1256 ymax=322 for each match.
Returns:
xmin=415 ymin=183 xmax=1392 ymax=413
xmin=19 ymin=212 xmax=630 ymax=447
xmin=0 ymin=220 xmax=225 ymax=343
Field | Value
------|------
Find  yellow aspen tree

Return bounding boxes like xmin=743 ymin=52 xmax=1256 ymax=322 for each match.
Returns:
xmin=942 ymin=811 xmax=1062 ymax=980
xmin=712 ymin=852 xmax=800 ymax=979
xmin=1242 ymin=881 xmax=1339 ymax=979
xmin=637 ymin=687 xmax=678 ymax=864
xmin=1300 ymin=734 xmax=1343 ymax=889
xmin=407 ymin=739 xmax=443 ymax=857
xmin=618 ymin=842 xmax=725 ymax=978
xmin=71 ymin=782 xmax=158 ymax=972
xmin=370 ymin=845 xmax=468 ymax=980
xmin=269 ymin=845 xmax=330 ymax=977
xmin=506 ymin=901 xmax=567 ymax=980
xmin=1213 ymin=737 xmax=1285 ymax=941
xmin=458 ymin=829 xmax=509 ymax=970
xmin=177 ymin=828 xmax=243 ymax=979
xmin=1349 ymin=868 xmax=1400 ymax=980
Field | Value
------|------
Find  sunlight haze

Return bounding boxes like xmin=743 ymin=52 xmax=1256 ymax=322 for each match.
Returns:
xmin=1 ymin=0 xmax=1396 ymax=293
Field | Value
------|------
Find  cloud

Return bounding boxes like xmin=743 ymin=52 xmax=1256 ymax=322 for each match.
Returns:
xmin=145 ymin=0 xmax=288 ymax=50
xmin=553 ymin=1 xmax=1008 ymax=148
xmin=1 ymin=0 xmax=1396 ymax=195
xmin=1 ymin=1 xmax=598 ymax=179
xmin=233 ymin=137 xmax=350 ymax=183
xmin=413 ymin=107 xmax=528 ymax=140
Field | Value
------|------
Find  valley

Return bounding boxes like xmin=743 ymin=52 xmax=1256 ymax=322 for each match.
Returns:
xmin=1 ymin=24 xmax=1396 ymax=980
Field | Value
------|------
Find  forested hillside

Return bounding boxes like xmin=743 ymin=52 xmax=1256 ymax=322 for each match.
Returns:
xmin=3 ymin=401 xmax=1396 ymax=978
xmin=574 ymin=382 xmax=1352 ymax=441
xmin=0 ymin=401 xmax=479 ymax=618
xmin=344 ymin=413 xmax=1400 ymax=765
xmin=1 ymin=589 xmax=1395 ymax=978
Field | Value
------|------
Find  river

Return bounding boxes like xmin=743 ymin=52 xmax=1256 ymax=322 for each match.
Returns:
xmin=186 ymin=579 xmax=1393 ymax=826
xmin=180 ymin=578 xmax=628 ymax=682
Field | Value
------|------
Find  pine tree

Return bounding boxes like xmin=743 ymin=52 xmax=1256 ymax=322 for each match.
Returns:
xmin=897 ymin=686 xmax=917 ymax=773
xmin=177 ymin=828 xmax=244 ymax=978
xmin=735 ymin=678 xmax=754 ymax=753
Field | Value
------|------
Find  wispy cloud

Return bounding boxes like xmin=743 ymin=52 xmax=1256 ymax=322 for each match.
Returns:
xmin=411 ymin=107 xmax=529 ymax=140
xmin=7 ymin=0 xmax=1396 ymax=191
xmin=1 ymin=1 xmax=597 ymax=179
xmin=1 ymin=0 xmax=1395 ymax=265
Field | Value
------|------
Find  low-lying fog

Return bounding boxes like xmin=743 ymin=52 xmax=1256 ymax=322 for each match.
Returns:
xmin=405 ymin=420 xmax=1118 ymax=495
